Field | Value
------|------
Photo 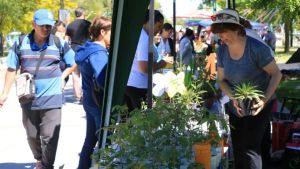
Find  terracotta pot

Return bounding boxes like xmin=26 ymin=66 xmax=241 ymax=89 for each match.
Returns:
xmin=194 ymin=142 xmax=211 ymax=169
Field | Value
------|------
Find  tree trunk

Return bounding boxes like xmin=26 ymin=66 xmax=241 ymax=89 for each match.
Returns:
xmin=0 ymin=33 xmax=3 ymax=57
xmin=284 ymin=19 xmax=290 ymax=53
xmin=290 ymin=20 xmax=293 ymax=47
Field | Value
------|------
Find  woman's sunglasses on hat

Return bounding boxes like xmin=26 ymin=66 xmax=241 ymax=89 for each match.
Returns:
xmin=211 ymin=13 xmax=238 ymax=22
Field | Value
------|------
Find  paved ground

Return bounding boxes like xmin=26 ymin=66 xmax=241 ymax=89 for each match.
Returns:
xmin=0 ymin=62 xmax=86 ymax=169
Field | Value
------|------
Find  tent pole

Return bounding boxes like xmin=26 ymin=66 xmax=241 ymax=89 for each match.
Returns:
xmin=147 ymin=0 xmax=154 ymax=109
xmin=100 ymin=0 xmax=124 ymax=149
xmin=226 ymin=0 xmax=231 ymax=9
xmin=232 ymin=0 xmax=236 ymax=9
xmin=173 ymin=0 xmax=176 ymax=71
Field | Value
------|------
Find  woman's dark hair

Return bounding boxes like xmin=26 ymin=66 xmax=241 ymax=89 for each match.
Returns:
xmin=160 ymin=23 xmax=173 ymax=34
xmin=239 ymin=17 xmax=252 ymax=29
xmin=179 ymin=28 xmax=194 ymax=41
xmin=144 ymin=9 xmax=164 ymax=24
xmin=211 ymin=23 xmax=246 ymax=36
xmin=89 ymin=16 xmax=112 ymax=41
xmin=179 ymin=28 xmax=195 ymax=51
xmin=163 ymin=23 xmax=173 ymax=31
xmin=185 ymin=28 xmax=194 ymax=37
xmin=75 ymin=7 xmax=85 ymax=17
xmin=51 ymin=20 xmax=66 ymax=34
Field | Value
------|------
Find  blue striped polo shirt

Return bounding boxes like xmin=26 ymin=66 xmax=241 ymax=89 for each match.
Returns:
xmin=7 ymin=31 xmax=75 ymax=110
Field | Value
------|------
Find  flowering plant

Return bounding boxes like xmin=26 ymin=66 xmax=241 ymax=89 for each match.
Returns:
xmin=92 ymin=69 xmax=227 ymax=168
xmin=152 ymin=71 xmax=187 ymax=98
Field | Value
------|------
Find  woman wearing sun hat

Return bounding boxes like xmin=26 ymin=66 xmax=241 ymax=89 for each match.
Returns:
xmin=211 ymin=9 xmax=282 ymax=169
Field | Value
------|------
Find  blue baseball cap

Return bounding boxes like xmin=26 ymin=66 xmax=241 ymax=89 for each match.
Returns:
xmin=33 ymin=9 xmax=55 ymax=26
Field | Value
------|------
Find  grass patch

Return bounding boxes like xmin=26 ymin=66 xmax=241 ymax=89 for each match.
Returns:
xmin=275 ymin=46 xmax=298 ymax=64
xmin=276 ymin=80 xmax=300 ymax=99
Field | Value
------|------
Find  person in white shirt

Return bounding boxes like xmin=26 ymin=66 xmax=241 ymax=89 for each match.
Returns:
xmin=125 ymin=10 xmax=173 ymax=112
xmin=156 ymin=23 xmax=175 ymax=60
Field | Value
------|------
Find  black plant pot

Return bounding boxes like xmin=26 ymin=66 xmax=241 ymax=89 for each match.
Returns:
xmin=238 ymin=99 xmax=255 ymax=117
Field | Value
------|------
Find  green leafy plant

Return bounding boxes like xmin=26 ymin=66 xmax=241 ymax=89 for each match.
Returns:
xmin=233 ymin=82 xmax=265 ymax=116
xmin=234 ymin=82 xmax=264 ymax=101
xmin=92 ymin=77 xmax=227 ymax=169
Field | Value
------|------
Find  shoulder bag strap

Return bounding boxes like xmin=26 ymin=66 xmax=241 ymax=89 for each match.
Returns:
xmin=33 ymin=49 xmax=47 ymax=78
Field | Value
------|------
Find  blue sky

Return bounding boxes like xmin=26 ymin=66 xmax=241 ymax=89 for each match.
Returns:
xmin=158 ymin=0 xmax=200 ymax=18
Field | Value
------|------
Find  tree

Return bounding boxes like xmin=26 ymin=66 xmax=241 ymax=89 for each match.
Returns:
xmin=199 ymin=0 xmax=225 ymax=10
xmin=0 ymin=0 xmax=35 ymax=35
xmin=246 ymin=0 xmax=300 ymax=53
xmin=0 ymin=0 xmax=77 ymax=34
xmin=74 ymin=0 xmax=113 ymax=20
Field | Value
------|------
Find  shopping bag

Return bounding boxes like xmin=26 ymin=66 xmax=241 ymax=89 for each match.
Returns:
xmin=15 ymin=73 xmax=35 ymax=104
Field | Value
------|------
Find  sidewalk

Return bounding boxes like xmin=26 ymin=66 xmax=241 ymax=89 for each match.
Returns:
xmin=0 ymin=66 xmax=86 ymax=169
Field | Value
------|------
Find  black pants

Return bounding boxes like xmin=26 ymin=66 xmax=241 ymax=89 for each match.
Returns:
xmin=124 ymin=86 xmax=147 ymax=112
xmin=22 ymin=108 xmax=61 ymax=169
xmin=229 ymin=101 xmax=273 ymax=169
xmin=261 ymin=121 xmax=271 ymax=169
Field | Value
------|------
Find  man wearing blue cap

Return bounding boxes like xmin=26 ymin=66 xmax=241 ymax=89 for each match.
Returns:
xmin=0 ymin=9 xmax=76 ymax=169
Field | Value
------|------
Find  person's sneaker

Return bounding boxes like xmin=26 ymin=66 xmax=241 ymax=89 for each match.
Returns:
xmin=35 ymin=160 xmax=42 ymax=169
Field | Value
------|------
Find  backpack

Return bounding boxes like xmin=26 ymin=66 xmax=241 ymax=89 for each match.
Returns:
xmin=16 ymin=35 xmax=65 ymax=70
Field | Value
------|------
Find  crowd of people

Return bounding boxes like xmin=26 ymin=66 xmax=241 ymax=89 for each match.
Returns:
xmin=0 ymin=6 xmax=283 ymax=169
xmin=0 ymin=8 xmax=110 ymax=169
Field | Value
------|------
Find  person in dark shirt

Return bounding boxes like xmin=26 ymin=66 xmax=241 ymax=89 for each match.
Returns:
xmin=66 ymin=7 xmax=91 ymax=51
xmin=262 ymin=26 xmax=276 ymax=52
xmin=66 ymin=7 xmax=91 ymax=104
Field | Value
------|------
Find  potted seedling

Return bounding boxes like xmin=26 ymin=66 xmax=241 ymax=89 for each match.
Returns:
xmin=234 ymin=82 xmax=265 ymax=116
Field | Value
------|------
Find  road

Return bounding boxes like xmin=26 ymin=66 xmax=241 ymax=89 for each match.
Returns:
xmin=0 ymin=62 xmax=86 ymax=169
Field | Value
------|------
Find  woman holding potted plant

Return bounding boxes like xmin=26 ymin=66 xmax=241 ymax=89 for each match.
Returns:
xmin=211 ymin=9 xmax=282 ymax=169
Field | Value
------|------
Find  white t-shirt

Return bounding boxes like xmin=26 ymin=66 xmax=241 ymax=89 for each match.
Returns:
xmin=157 ymin=37 xmax=171 ymax=57
xmin=127 ymin=29 xmax=159 ymax=89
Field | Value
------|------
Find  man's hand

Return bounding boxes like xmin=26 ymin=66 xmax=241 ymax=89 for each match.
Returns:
xmin=0 ymin=94 xmax=8 ymax=108
xmin=162 ymin=54 xmax=174 ymax=65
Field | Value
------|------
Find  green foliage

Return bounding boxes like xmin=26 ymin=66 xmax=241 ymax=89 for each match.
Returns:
xmin=243 ymin=0 xmax=300 ymax=52
xmin=75 ymin=0 xmax=113 ymax=20
xmin=0 ymin=0 xmax=112 ymax=35
xmin=0 ymin=0 xmax=33 ymax=34
xmin=233 ymin=82 xmax=264 ymax=101
xmin=0 ymin=0 xmax=77 ymax=34
xmin=93 ymin=79 xmax=227 ymax=168
xmin=199 ymin=0 xmax=225 ymax=10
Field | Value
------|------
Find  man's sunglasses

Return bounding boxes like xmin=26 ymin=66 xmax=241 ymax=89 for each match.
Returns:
xmin=211 ymin=13 xmax=238 ymax=22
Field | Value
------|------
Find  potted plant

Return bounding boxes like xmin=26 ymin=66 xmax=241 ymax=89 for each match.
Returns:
xmin=92 ymin=71 xmax=227 ymax=169
xmin=233 ymin=82 xmax=265 ymax=116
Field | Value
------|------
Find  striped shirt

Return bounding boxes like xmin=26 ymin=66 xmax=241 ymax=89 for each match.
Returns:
xmin=7 ymin=31 xmax=75 ymax=110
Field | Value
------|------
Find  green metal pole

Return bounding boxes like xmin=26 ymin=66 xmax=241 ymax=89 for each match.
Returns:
xmin=173 ymin=0 xmax=177 ymax=71
xmin=147 ymin=0 xmax=154 ymax=109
